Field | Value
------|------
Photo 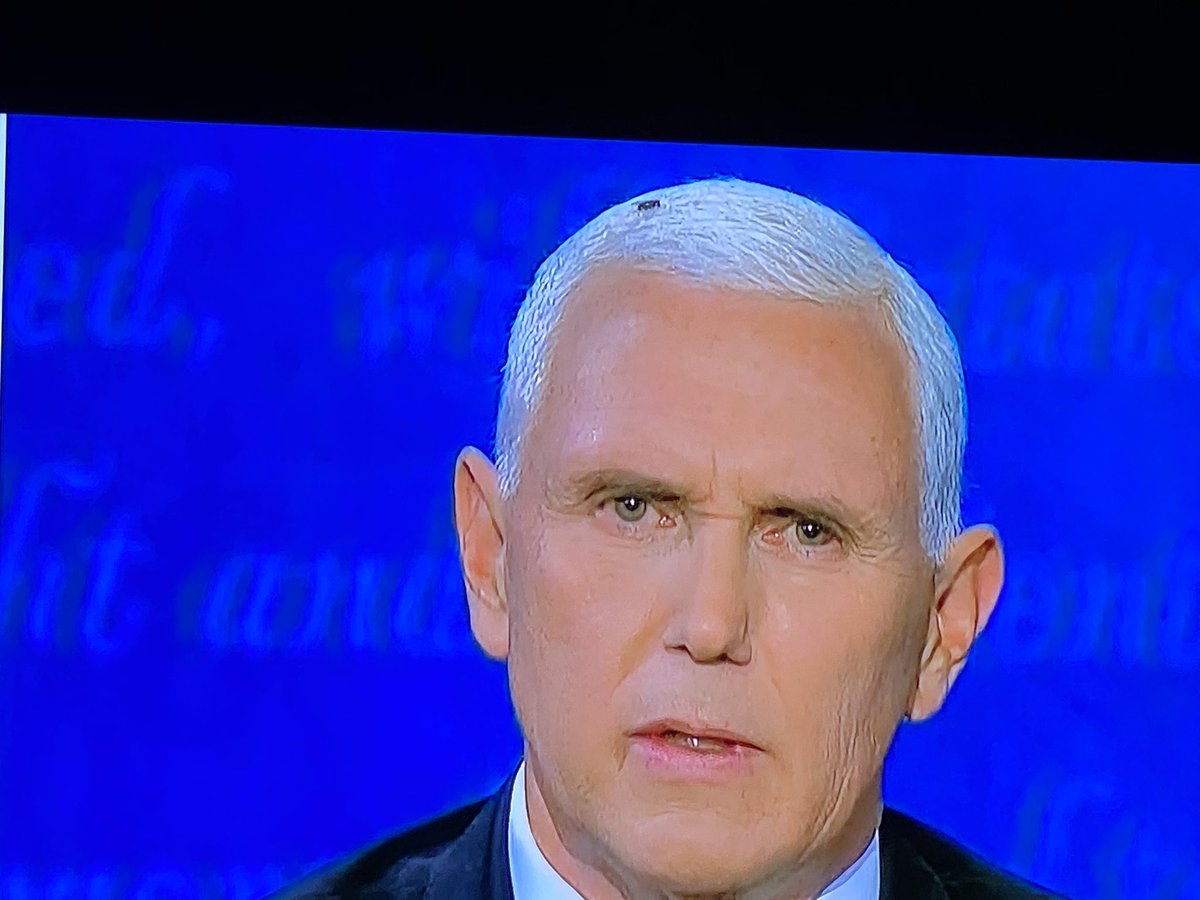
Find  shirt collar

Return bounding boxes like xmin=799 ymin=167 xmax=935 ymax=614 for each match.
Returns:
xmin=507 ymin=760 xmax=880 ymax=899
xmin=821 ymin=828 xmax=880 ymax=899
xmin=508 ymin=761 xmax=584 ymax=899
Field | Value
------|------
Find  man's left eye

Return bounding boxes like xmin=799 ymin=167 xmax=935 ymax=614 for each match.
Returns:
xmin=793 ymin=518 xmax=831 ymax=545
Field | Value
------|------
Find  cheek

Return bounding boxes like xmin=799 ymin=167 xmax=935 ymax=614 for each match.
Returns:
xmin=764 ymin=572 xmax=925 ymax=749
xmin=512 ymin=514 xmax=671 ymax=640
xmin=505 ymin=522 xmax=659 ymax=736
xmin=512 ymin=526 xmax=631 ymax=644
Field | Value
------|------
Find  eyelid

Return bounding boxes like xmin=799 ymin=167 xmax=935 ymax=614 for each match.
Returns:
xmin=767 ymin=507 xmax=838 ymax=528
xmin=598 ymin=492 xmax=684 ymax=531
xmin=600 ymin=488 xmax=682 ymax=506
xmin=768 ymin=510 xmax=846 ymax=548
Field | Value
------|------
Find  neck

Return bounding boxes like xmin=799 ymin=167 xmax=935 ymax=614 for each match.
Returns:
xmin=520 ymin=760 xmax=882 ymax=900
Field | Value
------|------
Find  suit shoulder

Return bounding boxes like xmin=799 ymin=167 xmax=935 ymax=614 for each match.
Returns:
xmin=267 ymin=799 xmax=488 ymax=900
xmin=882 ymin=808 xmax=1064 ymax=899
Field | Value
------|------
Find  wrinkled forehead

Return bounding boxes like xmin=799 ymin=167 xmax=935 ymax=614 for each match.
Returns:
xmin=525 ymin=265 xmax=920 ymax=513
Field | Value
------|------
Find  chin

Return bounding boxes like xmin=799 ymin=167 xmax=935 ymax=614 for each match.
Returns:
xmin=609 ymin=814 xmax=784 ymax=894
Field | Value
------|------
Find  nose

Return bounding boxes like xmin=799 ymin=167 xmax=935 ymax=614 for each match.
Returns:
xmin=663 ymin=520 xmax=753 ymax=665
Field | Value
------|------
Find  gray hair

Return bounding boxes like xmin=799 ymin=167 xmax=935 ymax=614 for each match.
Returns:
xmin=494 ymin=178 xmax=966 ymax=563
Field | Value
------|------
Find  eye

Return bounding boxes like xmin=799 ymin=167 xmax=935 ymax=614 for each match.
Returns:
xmin=793 ymin=517 xmax=832 ymax=546
xmin=614 ymin=496 xmax=649 ymax=522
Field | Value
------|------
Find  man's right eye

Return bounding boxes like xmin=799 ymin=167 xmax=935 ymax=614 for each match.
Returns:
xmin=613 ymin=496 xmax=648 ymax=522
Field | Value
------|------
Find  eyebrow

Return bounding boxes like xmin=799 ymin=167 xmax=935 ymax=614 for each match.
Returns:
xmin=553 ymin=468 xmax=688 ymax=505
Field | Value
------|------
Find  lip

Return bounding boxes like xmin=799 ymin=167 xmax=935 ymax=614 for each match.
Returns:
xmin=630 ymin=718 xmax=763 ymax=751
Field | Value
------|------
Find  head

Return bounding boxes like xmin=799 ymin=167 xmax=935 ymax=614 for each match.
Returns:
xmin=454 ymin=179 xmax=1004 ymax=897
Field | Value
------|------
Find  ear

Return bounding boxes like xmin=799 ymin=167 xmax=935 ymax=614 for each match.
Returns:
xmin=453 ymin=446 xmax=510 ymax=661
xmin=908 ymin=525 xmax=1004 ymax=721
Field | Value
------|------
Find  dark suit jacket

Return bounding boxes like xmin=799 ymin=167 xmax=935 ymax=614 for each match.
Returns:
xmin=272 ymin=772 xmax=1063 ymax=899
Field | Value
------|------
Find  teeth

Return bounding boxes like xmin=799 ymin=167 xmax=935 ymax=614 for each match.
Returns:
xmin=663 ymin=730 xmax=729 ymax=752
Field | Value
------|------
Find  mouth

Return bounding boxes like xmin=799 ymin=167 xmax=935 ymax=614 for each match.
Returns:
xmin=630 ymin=719 xmax=763 ymax=753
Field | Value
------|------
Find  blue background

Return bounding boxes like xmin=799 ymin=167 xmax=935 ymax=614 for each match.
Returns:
xmin=1 ymin=115 xmax=1198 ymax=898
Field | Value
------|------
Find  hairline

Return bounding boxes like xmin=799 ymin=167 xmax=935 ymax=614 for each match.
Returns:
xmin=498 ymin=262 xmax=953 ymax=553
xmin=492 ymin=183 xmax=965 ymax=563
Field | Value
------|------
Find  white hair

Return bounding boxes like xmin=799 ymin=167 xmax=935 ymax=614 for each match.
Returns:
xmin=493 ymin=178 xmax=966 ymax=563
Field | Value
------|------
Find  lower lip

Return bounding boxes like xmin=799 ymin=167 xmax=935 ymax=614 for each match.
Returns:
xmin=629 ymin=734 xmax=761 ymax=780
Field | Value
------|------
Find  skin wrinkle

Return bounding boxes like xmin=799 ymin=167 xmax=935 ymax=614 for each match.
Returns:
xmin=455 ymin=263 xmax=1004 ymax=899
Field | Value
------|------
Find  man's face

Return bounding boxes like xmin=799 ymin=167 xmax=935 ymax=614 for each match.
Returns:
xmin=495 ymin=266 xmax=936 ymax=892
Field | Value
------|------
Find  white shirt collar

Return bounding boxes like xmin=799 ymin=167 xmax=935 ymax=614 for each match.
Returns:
xmin=507 ymin=761 xmax=880 ymax=899
xmin=508 ymin=762 xmax=585 ymax=899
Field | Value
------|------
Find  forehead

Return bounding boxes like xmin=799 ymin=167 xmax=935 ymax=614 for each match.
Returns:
xmin=528 ymin=266 xmax=918 ymax=508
